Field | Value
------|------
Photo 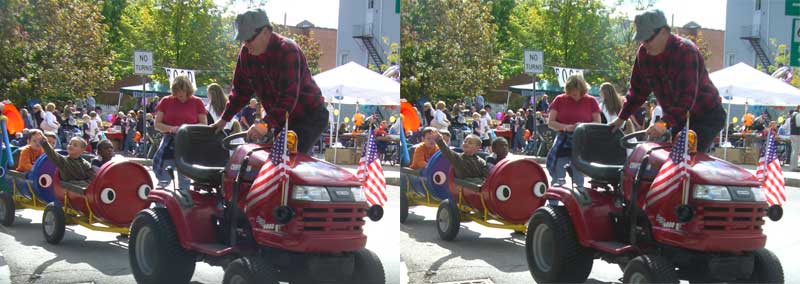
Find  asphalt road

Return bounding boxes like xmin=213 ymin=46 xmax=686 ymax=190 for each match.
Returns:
xmin=400 ymin=187 xmax=800 ymax=284
xmin=0 ymin=185 xmax=400 ymax=284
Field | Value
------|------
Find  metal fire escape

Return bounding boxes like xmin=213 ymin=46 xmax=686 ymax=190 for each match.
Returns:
xmin=740 ymin=22 xmax=771 ymax=68
xmin=353 ymin=23 xmax=385 ymax=67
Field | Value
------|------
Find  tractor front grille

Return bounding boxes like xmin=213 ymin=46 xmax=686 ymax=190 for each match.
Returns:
xmin=692 ymin=203 xmax=768 ymax=232
xmin=291 ymin=204 xmax=367 ymax=233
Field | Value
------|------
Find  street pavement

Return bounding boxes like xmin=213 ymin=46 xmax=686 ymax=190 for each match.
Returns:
xmin=0 ymin=182 xmax=399 ymax=284
xmin=400 ymin=171 xmax=800 ymax=284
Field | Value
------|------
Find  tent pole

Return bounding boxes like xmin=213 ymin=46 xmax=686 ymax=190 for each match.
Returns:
xmin=333 ymin=97 xmax=343 ymax=163
xmin=723 ymin=89 xmax=731 ymax=160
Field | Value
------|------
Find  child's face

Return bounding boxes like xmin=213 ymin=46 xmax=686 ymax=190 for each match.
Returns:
xmin=67 ymin=140 xmax=84 ymax=158
xmin=29 ymin=134 xmax=43 ymax=149
xmin=99 ymin=144 xmax=114 ymax=160
xmin=46 ymin=136 xmax=57 ymax=147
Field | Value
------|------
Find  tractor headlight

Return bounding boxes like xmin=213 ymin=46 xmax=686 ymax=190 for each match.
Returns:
xmin=751 ymin=187 xmax=767 ymax=202
xmin=693 ymin=185 xmax=732 ymax=201
xmin=351 ymin=187 xmax=366 ymax=202
xmin=293 ymin=185 xmax=331 ymax=202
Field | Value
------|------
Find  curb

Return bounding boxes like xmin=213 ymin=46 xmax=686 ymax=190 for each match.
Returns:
xmin=0 ymin=252 xmax=10 ymax=284
xmin=387 ymin=177 xmax=400 ymax=187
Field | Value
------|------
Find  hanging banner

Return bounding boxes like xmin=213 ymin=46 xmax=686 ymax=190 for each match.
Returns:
xmin=553 ymin=67 xmax=584 ymax=87
xmin=164 ymin=68 xmax=197 ymax=89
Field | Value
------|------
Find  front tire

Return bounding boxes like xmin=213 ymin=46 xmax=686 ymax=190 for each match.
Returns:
xmin=436 ymin=199 xmax=460 ymax=241
xmin=42 ymin=203 xmax=65 ymax=244
xmin=129 ymin=208 xmax=196 ymax=284
xmin=223 ymin=257 xmax=278 ymax=284
xmin=352 ymin=249 xmax=385 ymax=284
xmin=525 ymin=206 xmax=593 ymax=283
xmin=749 ymin=248 xmax=784 ymax=283
xmin=622 ymin=255 xmax=679 ymax=284
xmin=0 ymin=191 xmax=14 ymax=226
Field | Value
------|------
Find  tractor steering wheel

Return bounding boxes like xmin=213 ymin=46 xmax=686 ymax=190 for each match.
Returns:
xmin=620 ymin=130 xmax=647 ymax=149
xmin=221 ymin=132 xmax=248 ymax=151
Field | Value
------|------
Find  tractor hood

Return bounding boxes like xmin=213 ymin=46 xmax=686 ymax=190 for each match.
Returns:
xmin=227 ymin=144 xmax=362 ymax=187
xmin=647 ymin=147 xmax=760 ymax=187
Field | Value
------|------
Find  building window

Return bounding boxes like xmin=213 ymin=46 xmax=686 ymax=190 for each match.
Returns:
xmin=728 ymin=53 xmax=736 ymax=66
xmin=341 ymin=53 xmax=350 ymax=64
xmin=755 ymin=0 xmax=761 ymax=11
xmin=368 ymin=0 xmax=374 ymax=9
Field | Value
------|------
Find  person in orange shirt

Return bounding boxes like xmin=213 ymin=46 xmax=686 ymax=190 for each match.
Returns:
xmin=409 ymin=127 xmax=439 ymax=170
xmin=16 ymin=129 xmax=45 ymax=172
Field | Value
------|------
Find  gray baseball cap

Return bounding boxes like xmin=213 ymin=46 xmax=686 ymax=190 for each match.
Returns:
xmin=233 ymin=8 xmax=270 ymax=41
xmin=633 ymin=9 xmax=668 ymax=42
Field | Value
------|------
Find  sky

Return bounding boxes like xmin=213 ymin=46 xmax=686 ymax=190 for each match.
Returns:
xmin=214 ymin=0 xmax=341 ymax=29
xmin=605 ymin=0 xmax=728 ymax=30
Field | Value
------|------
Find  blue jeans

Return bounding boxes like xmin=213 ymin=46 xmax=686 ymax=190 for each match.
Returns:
xmin=513 ymin=130 xmax=525 ymax=151
xmin=551 ymin=156 xmax=584 ymax=188
xmin=155 ymin=159 xmax=190 ymax=191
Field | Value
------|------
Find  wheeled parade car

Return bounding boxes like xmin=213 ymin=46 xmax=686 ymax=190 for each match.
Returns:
xmin=525 ymin=123 xmax=784 ymax=283
xmin=400 ymin=144 xmax=549 ymax=241
xmin=128 ymin=125 xmax=385 ymax=284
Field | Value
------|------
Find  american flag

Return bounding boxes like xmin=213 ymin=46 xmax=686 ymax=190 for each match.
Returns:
xmin=646 ymin=127 xmax=690 ymax=208
xmin=357 ymin=128 xmax=388 ymax=206
xmin=756 ymin=130 xmax=786 ymax=206
xmin=246 ymin=129 xmax=290 ymax=210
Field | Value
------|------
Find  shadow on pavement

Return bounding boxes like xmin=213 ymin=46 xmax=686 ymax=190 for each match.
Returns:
xmin=2 ymin=212 xmax=132 ymax=279
xmin=402 ymin=210 xmax=528 ymax=274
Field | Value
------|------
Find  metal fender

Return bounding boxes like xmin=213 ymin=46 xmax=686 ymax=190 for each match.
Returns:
xmin=145 ymin=190 xmax=193 ymax=249
xmin=542 ymin=187 xmax=592 ymax=247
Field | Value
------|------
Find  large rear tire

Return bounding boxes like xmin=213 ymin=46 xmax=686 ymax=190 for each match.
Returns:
xmin=525 ymin=205 xmax=593 ymax=283
xmin=622 ymin=255 xmax=679 ymax=284
xmin=436 ymin=199 xmax=460 ymax=241
xmin=223 ymin=257 xmax=279 ymax=284
xmin=400 ymin=187 xmax=408 ymax=223
xmin=129 ymin=208 xmax=196 ymax=284
xmin=0 ymin=191 xmax=14 ymax=226
xmin=749 ymin=248 xmax=784 ymax=283
xmin=42 ymin=203 xmax=65 ymax=244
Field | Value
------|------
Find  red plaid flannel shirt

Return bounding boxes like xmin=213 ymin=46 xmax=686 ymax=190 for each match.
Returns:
xmin=222 ymin=32 xmax=324 ymax=128
xmin=619 ymin=34 xmax=721 ymax=128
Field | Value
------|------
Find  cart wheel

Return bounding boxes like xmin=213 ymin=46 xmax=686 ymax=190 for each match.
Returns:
xmin=749 ymin=248 xmax=784 ymax=283
xmin=351 ymin=249 xmax=385 ymax=284
xmin=436 ymin=199 xmax=460 ymax=241
xmin=42 ymin=202 xmax=65 ymax=244
xmin=223 ymin=257 xmax=278 ymax=284
xmin=623 ymin=255 xmax=679 ymax=284
xmin=0 ymin=191 xmax=15 ymax=226
xmin=526 ymin=205 xmax=593 ymax=283
xmin=129 ymin=208 xmax=196 ymax=284
xmin=400 ymin=186 xmax=409 ymax=224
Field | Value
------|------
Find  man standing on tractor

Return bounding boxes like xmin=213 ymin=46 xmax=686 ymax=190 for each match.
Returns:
xmin=609 ymin=9 xmax=725 ymax=153
xmin=211 ymin=8 xmax=328 ymax=154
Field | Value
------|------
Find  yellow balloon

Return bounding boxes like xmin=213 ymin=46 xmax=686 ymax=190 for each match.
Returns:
xmin=390 ymin=116 xmax=396 ymax=123
xmin=778 ymin=116 xmax=785 ymax=124
xmin=333 ymin=109 xmax=340 ymax=116
xmin=344 ymin=117 xmax=350 ymax=123
xmin=732 ymin=117 xmax=738 ymax=123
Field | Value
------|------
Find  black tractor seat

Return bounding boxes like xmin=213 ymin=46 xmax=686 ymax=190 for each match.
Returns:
xmin=174 ymin=125 xmax=230 ymax=186
xmin=571 ymin=123 xmax=627 ymax=185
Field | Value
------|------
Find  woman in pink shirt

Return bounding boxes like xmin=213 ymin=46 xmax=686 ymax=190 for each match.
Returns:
xmin=545 ymin=74 xmax=601 ymax=188
xmin=152 ymin=75 xmax=207 ymax=202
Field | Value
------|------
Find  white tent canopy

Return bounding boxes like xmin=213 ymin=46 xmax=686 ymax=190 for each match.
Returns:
xmin=710 ymin=63 xmax=800 ymax=106
xmin=313 ymin=61 xmax=400 ymax=106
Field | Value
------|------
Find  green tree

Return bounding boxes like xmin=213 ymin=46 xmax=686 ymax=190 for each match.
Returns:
xmin=115 ymin=0 xmax=238 ymax=86
xmin=0 ymin=0 xmax=113 ymax=104
xmin=273 ymin=25 xmax=322 ymax=74
xmin=505 ymin=0 xmax=615 ymax=86
xmin=760 ymin=39 xmax=800 ymax=89
xmin=401 ymin=0 xmax=501 ymax=103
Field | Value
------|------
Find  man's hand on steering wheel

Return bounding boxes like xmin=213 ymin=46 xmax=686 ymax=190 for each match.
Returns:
xmin=246 ymin=123 xmax=270 ymax=141
xmin=645 ymin=123 xmax=668 ymax=139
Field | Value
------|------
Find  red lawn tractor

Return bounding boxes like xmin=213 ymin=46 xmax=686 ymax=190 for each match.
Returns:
xmin=525 ymin=123 xmax=784 ymax=283
xmin=128 ymin=125 xmax=384 ymax=284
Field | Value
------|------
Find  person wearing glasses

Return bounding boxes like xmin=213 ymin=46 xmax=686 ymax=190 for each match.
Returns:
xmin=211 ymin=8 xmax=328 ymax=154
xmin=609 ymin=9 xmax=725 ymax=153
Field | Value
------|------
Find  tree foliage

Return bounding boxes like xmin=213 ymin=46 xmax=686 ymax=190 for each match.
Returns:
xmin=0 ymin=0 xmax=113 ymax=105
xmin=401 ymin=0 xmax=501 ymax=103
